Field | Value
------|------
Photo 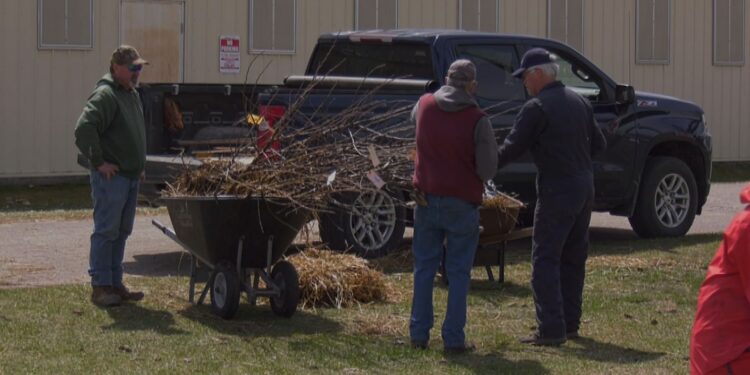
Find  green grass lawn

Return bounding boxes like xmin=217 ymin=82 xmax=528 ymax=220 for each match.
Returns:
xmin=711 ymin=161 xmax=750 ymax=183
xmin=0 ymin=184 xmax=165 ymax=223
xmin=0 ymin=233 xmax=718 ymax=374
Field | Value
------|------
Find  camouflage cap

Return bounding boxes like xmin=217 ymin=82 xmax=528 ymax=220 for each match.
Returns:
xmin=446 ymin=59 xmax=476 ymax=85
xmin=111 ymin=45 xmax=148 ymax=66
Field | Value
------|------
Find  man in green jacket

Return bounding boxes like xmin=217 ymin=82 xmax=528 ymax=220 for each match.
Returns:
xmin=74 ymin=45 xmax=148 ymax=307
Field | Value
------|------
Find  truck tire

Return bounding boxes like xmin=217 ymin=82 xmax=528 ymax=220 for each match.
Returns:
xmin=319 ymin=189 xmax=406 ymax=259
xmin=628 ymin=156 xmax=698 ymax=238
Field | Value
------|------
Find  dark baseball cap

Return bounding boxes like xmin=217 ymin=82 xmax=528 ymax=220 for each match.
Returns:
xmin=111 ymin=45 xmax=148 ymax=66
xmin=512 ymin=48 xmax=554 ymax=78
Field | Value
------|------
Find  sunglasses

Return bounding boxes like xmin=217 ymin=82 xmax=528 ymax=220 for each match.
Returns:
xmin=127 ymin=64 xmax=143 ymax=73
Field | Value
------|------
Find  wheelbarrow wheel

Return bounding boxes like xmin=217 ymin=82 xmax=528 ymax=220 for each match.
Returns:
xmin=270 ymin=261 xmax=300 ymax=318
xmin=210 ymin=262 xmax=241 ymax=319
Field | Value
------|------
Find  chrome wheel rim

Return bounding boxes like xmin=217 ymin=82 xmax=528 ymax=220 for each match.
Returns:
xmin=213 ymin=272 xmax=227 ymax=307
xmin=348 ymin=190 xmax=397 ymax=252
xmin=654 ymin=173 xmax=690 ymax=228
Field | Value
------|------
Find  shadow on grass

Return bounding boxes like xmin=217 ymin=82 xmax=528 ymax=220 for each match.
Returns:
xmin=562 ymin=336 xmax=664 ymax=364
xmin=501 ymin=230 xmax=721 ymax=266
xmin=178 ymin=304 xmax=343 ymax=338
xmin=446 ymin=351 xmax=549 ymax=374
xmin=470 ymin=280 xmax=532 ymax=298
xmin=122 ymin=252 xmax=194 ymax=278
xmin=590 ymin=232 xmax=721 ymax=256
xmin=101 ymin=303 xmax=187 ymax=335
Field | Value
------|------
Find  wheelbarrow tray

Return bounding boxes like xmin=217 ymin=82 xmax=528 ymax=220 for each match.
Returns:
xmin=163 ymin=196 xmax=310 ymax=269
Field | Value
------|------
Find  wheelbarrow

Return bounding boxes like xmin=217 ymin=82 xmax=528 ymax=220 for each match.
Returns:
xmin=152 ymin=195 xmax=310 ymax=319
xmin=441 ymin=195 xmax=531 ymax=284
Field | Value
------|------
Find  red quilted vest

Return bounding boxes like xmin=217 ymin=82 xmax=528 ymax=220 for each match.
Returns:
xmin=412 ymin=94 xmax=485 ymax=205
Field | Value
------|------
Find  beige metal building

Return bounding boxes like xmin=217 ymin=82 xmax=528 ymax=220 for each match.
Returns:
xmin=0 ymin=0 xmax=747 ymax=180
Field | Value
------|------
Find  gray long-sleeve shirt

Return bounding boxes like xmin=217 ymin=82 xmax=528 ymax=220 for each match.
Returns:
xmin=410 ymin=85 xmax=499 ymax=182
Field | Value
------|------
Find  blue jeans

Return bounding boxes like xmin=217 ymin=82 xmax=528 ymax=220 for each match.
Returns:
xmin=88 ymin=172 xmax=139 ymax=287
xmin=410 ymin=194 xmax=479 ymax=347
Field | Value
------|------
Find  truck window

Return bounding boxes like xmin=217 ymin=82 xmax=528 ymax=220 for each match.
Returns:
xmin=307 ymin=42 xmax=434 ymax=80
xmin=455 ymin=44 xmax=525 ymax=101
xmin=548 ymin=52 xmax=603 ymax=102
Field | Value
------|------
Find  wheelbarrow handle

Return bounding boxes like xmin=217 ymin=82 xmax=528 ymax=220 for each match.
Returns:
xmin=152 ymin=219 xmax=182 ymax=245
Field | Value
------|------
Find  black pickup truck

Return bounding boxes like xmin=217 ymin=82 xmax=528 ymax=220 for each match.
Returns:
xmin=127 ymin=29 xmax=711 ymax=258
xmin=253 ymin=30 xmax=712 ymax=257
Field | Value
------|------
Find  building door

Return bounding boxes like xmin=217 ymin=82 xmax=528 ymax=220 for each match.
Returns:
xmin=120 ymin=0 xmax=184 ymax=83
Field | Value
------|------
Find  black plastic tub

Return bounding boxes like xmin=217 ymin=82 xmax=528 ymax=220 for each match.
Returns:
xmin=163 ymin=196 xmax=311 ymax=268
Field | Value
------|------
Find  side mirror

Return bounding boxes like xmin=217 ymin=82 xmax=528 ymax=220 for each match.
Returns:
xmin=615 ymin=84 xmax=635 ymax=105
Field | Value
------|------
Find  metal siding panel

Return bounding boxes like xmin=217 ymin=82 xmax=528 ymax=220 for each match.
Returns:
xmin=18 ymin=1 xmax=37 ymax=173
xmin=441 ymin=0 xmax=460 ymax=28
xmin=357 ymin=0 xmax=377 ymax=29
xmin=414 ymin=0 xmax=424 ymax=27
xmin=1 ymin=1 xmax=20 ymax=174
xmin=379 ymin=0 xmax=398 ymax=28
xmin=567 ymin=0 xmax=583 ymax=52
xmin=548 ymin=0 xmax=565 ymax=42
xmin=479 ymin=0 xmax=498 ymax=32
xmin=742 ymin=64 xmax=750 ymax=159
xmin=461 ymin=0 xmax=479 ymax=30
xmin=504 ymin=0 xmax=545 ymax=36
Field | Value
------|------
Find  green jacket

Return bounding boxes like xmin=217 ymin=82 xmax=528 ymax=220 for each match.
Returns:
xmin=74 ymin=74 xmax=146 ymax=179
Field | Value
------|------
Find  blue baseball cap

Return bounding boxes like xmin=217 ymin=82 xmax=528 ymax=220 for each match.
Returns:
xmin=512 ymin=48 xmax=555 ymax=78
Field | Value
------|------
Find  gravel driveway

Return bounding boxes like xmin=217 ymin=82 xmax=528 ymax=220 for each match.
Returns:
xmin=0 ymin=182 xmax=746 ymax=288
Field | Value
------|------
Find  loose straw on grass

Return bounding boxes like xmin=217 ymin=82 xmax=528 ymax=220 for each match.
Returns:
xmin=287 ymin=249 xmax=393 ymax=309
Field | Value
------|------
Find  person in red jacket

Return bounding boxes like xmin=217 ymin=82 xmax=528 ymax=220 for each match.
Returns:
xmin=690 ymin=182 xmax=750 ymax=374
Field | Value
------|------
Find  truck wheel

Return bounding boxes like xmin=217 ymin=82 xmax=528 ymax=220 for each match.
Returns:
xmin=628 ymin=156 xmax=698 ymax=238
xmin=319 ymin=189 xmax=406 ymax=259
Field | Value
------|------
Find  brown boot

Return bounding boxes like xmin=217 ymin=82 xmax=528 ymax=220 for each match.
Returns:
xmin=112 ymin=285 xmax=144 ymax=302
xmin=91 ymin=286 xmax=122 ymax=307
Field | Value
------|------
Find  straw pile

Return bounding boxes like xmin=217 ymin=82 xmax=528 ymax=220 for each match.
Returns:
xmin=481 ymin=192 xmax=523 ymax=211
xmin=287 ymin=249 xmax=391 ymax=309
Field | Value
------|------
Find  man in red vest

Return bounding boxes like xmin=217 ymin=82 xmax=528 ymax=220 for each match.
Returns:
xmin=409 ymin=59 xmax=498 ymax=354
xmin=690 ymin=182 xmax=750 ymax=374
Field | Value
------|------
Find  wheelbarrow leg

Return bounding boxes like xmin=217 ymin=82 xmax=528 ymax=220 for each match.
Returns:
xmin=197 ymin=280 xmax=210 ymax=305
xmin=249 ymin=271 xmax=260 ymax=306
xmin=498 ymin=242 xmax=506 ymax=284
xmin=485 ymin=264 xmax=495 ymax=282
xmin=188 ymin=254 xmax=210 ymax=305
xmin=189 ymin=255 xmax=197 ymax=303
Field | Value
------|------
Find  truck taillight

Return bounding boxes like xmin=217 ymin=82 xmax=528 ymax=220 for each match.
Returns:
xmin=257 ymin=105 xmax=285 ymax=159
xmin=259 ymin=105 xmax=286 ymax=128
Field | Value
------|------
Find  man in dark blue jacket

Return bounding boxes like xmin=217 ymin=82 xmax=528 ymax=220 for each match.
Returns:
xmin=498 ymin=48 xmax=606 ymax=346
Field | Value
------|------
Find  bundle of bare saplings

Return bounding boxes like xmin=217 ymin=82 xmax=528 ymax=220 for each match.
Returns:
xmin=163 ymin=81 xmax=417 ymax=308
xmin=164 ymin=94 xmax=415 ymax=213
